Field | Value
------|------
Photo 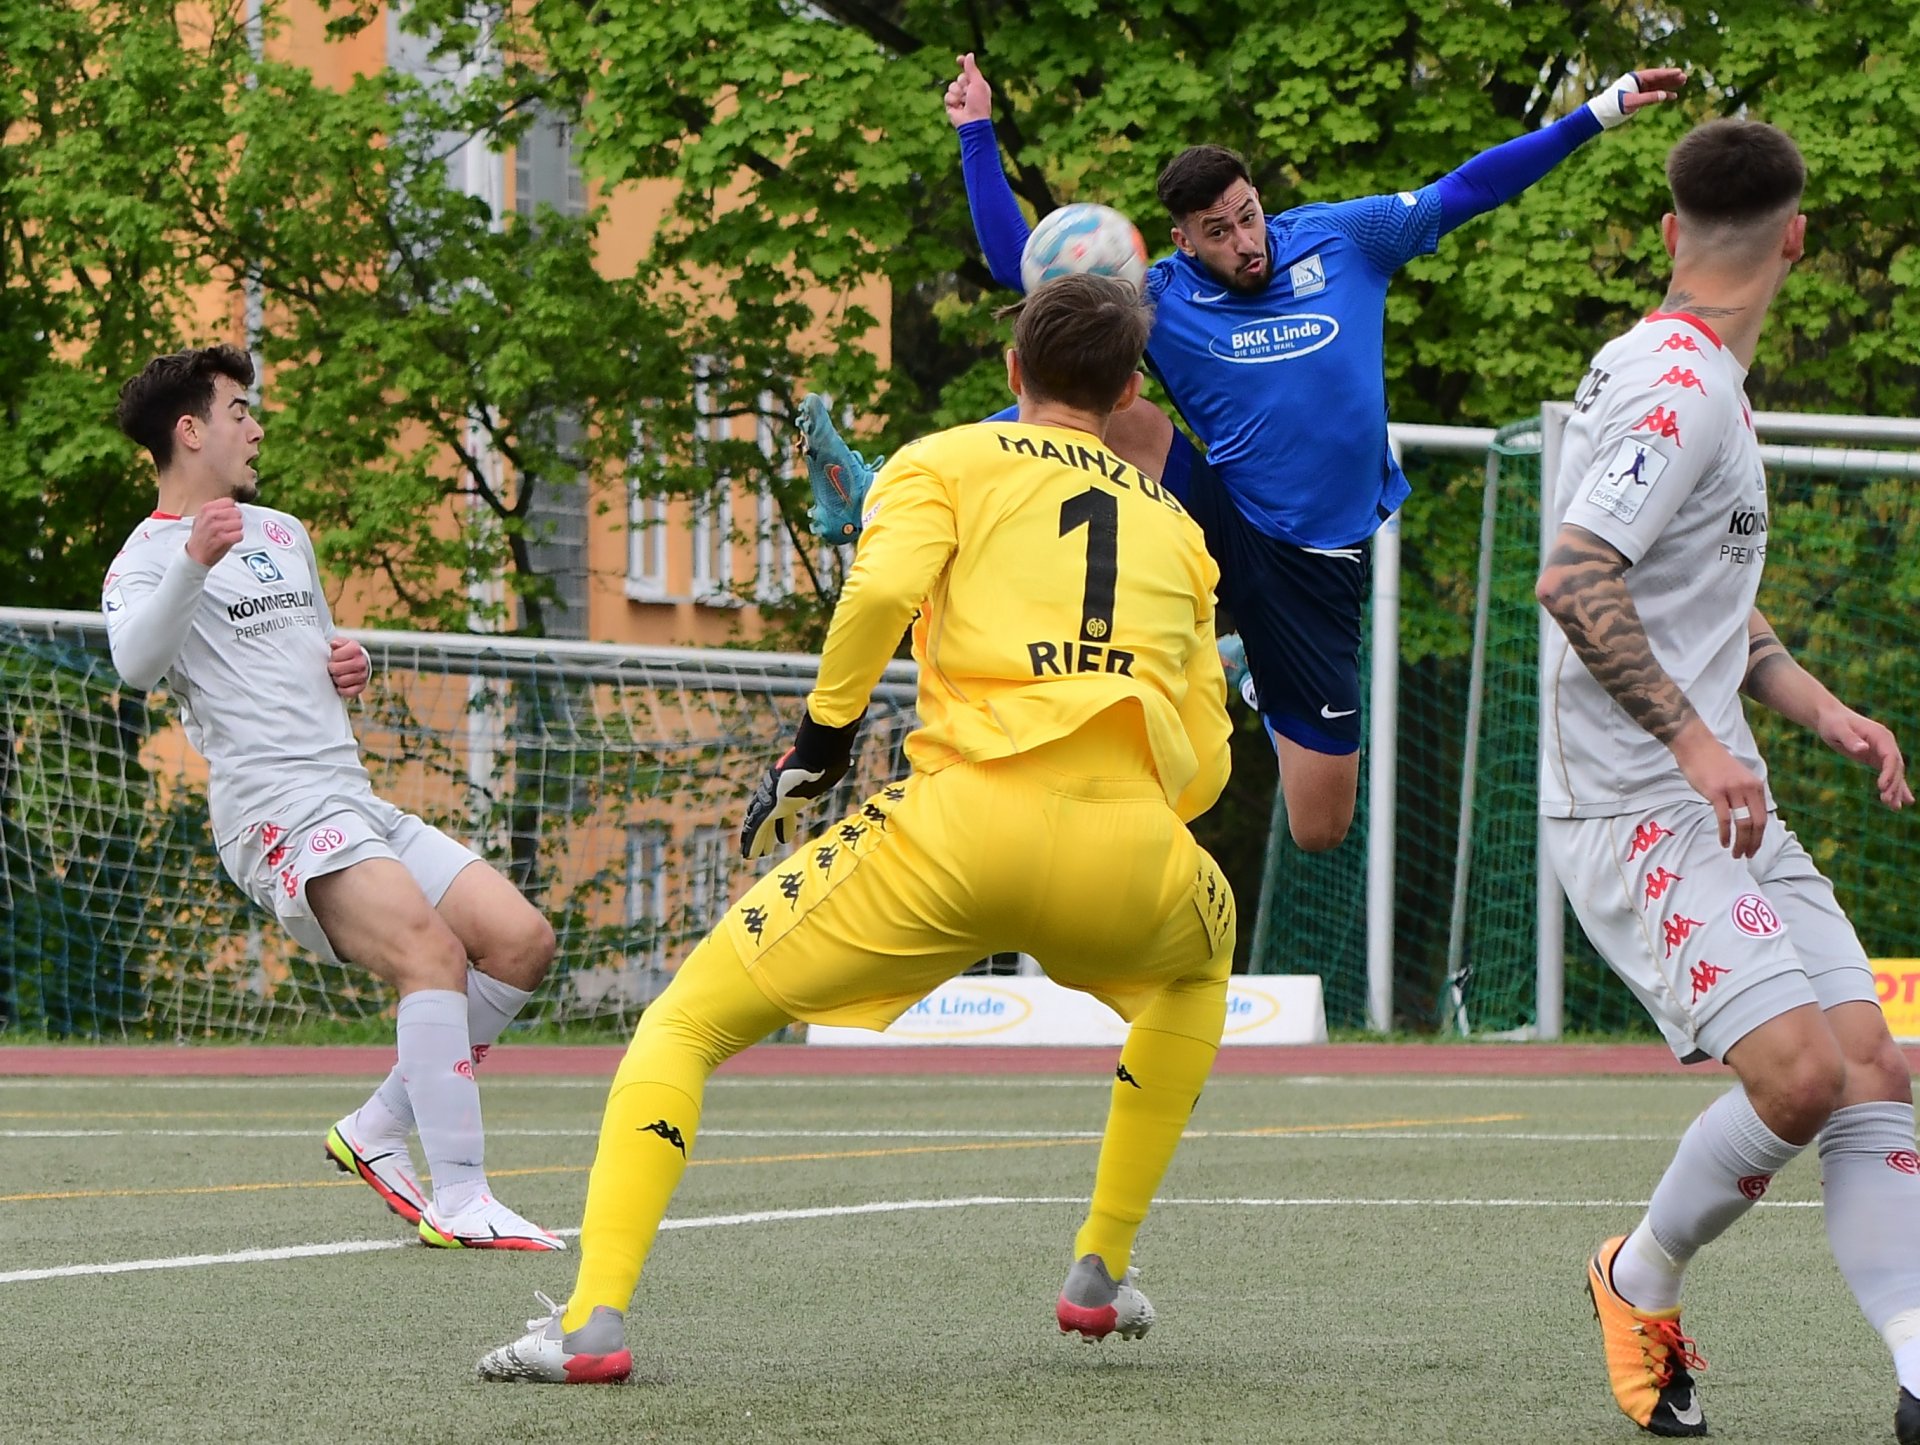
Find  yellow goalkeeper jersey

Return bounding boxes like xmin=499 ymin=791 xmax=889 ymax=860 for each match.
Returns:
xmin=807 ymin=419 xmax=1230 ymax=823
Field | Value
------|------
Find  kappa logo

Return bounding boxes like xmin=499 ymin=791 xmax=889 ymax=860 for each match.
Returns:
xmin=1655 ymin=332 xmax=1702 ymax=355
xmin=1115 ymin=1063 xmax=1142 ymax=1090
xmin=1632 ymin=404 xmax=1685 ymax=447
xmin=1664 ymin=915 xmax=1706 ymax=958
xmin=1653 ymin=365 xmax=1707 ymax=395
xmin=1624 ymin=820 xmax=1674 ymax=861
xmin=1643 ymin=867 xmax=1683 ymax=906
xmin=778 ymin=870 xmax=804 ymax=907
xmin=1688 ymin=959 xmax=1729 ymax=1000
xmin=740 ymin=904 xmax=768 ymax=940
xmin=641 ymin=1119 xmax=688 ymax=1157
xmin=1731 ymin=893 xmax=1782 ymax=938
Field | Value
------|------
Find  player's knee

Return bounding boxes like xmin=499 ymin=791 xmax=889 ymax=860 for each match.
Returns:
xmin=381 ymin=917 xmax=470 ymax=994
xmin=500 ymin=909 xmax=557 ymax=989
xmin=1844 ymin=1034 xmax=1914 ymax=1107
xmin=1753 ymin=1044 xmax=1847 ymax=1143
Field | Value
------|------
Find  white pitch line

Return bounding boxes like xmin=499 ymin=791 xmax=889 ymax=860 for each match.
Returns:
xmin=0 ymin=1192 xmax=1823 ymax=1287
xmin=0 ymin=1074 xmax=1724 ymax=1091
xmin=0 ymin=1127 xmax=1683 ymax=1143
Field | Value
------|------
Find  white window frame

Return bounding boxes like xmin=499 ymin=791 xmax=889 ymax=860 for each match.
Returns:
xmin=686 ymin=825 xmax=734 ymax=930
xmin=754 ymin=395 xmax=798 ymax=603
xmin=623 ymin=824 xmax=670 ymax=964
xmin=691 ymin=368 xmax=737 ymax=607
xmin=625 ymin=425 xmax=669 ymax=601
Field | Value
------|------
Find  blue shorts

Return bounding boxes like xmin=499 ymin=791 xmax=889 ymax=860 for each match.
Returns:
xmin=1166 ymin=440 xmax=1370 ymax=756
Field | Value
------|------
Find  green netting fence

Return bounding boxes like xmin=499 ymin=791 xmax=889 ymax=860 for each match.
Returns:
xmin=1252 ymin=415 xmax=1920 ymax=1036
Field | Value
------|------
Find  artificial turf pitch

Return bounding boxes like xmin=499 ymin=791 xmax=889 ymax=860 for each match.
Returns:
xmin=0 ymin=1066 xmax=1900 ymax=1443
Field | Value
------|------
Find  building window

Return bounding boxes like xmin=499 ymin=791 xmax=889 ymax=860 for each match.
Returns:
xmin=754 ymin=397 xmax=797 ymax=603
xmin=691 ymin=368 xmax=735 ymax=605
xmin=626 ymin=425 xmax=669 ymax=600
xmin=686 ymin=826 xmax=735 ymax=930
xmin=521 ymin=413 xmax=588 ymax=639
xmin=513 ymin=104 xmax=585 ymax=221
xmin=624 ymin=825 xmax=670 ymax=964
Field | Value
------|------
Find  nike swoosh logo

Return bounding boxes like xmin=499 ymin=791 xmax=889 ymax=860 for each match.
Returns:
xmin=1320 ymin=706 xmax=1357 ymax=720
xmin=1668 ymin=1393 xmax=1703 ymax=1428
xmin=1190 ymin=288 xmax=1228 ymax=304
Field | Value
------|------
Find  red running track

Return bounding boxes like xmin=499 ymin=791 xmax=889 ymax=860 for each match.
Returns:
xmin=0 ymin=1041 xmax=1736 ymax=1078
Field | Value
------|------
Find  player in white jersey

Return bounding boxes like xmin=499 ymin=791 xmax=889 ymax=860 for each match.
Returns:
xmin=105 ymin=345 xmax=563 ymax=1251
xmin=1536 ymin=123 xmax=1920 ymax=1442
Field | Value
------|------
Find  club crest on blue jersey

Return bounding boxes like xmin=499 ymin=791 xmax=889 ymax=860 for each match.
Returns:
xmin=241 ymin=550 xmax=284 ymax=584
xmin=1288 ymin=253 xmax=1326 ymax=296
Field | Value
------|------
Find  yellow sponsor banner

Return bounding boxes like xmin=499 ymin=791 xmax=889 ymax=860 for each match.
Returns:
xmin=1875 ymin=960 xmax=1920 ymax=1041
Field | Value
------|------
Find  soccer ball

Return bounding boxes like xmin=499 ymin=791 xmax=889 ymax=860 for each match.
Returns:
xmin=1020 ymin=203 xmax=1149 ymax=297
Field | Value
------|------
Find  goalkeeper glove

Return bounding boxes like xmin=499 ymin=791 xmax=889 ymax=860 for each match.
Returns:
xmin=740 ymin=709 xmax=866 ymax=860
xmin=796 ymin=393 xmax=882 ymax=544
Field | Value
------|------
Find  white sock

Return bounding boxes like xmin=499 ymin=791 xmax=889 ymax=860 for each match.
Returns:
xmin=355 ymin=967 xmax=533 ymax=1139
xmin=1610 ymin=1223 xmax=1685 ymax=1311
xmin=393 ymin=988 xmax=488 ymax=1208
xmin=1818 ymin=1100 xmax=1920 ymax=1391
xmin=1613 ymin=1085 xmax=1804 ymax=1310
xmin=1894 ymin=1332 xmax=1920 ymax=1400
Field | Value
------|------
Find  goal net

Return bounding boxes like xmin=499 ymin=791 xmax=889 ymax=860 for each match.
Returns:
xmin=1250 ymin=411 xmax=1920 ymax=1035
xmin=0 ymin=612 xmax=916 ymax=1038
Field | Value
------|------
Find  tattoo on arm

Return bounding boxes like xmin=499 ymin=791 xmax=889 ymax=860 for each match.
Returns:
xmin=1660 ymin=286 xmax=1747 ymax=322
xmin=1742 ymin=627 xmax=1796 ymax=706
xmin=1539 ymin=528 xmax=1700 ymax=745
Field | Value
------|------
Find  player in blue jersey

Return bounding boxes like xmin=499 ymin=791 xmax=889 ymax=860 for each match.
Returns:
xmin=926 ymin=54 xmax=1685 ymax=850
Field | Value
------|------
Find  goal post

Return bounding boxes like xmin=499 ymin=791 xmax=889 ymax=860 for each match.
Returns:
xmin=1250 ymin=410 xmax=1920 ymax=1038
xmin=1526 ymin=406 xmax=1920 ymax=1037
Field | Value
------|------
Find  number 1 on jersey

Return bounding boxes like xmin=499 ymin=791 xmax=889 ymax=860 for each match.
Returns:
xmin=1059 ymin=487 xmax=1118 ymax=642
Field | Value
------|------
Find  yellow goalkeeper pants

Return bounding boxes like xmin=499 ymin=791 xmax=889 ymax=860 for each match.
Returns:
xmin=565 ymin=710 xmax=1235 ymax=1330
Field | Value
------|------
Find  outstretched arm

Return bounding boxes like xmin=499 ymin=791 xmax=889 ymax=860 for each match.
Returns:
xmin=1434 ymin=68 xmax=1686 ymax=236
xmin=1742 ymin=609 xmax=1912 ymax=808
xmin=946 ymin=53 xmax=1030 ymax=291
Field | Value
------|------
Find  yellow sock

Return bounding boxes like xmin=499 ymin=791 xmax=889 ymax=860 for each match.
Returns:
xmin=1073 ymin=976 xmax=1225 ymax=1276
xmin=562 ymin=933 xmax=790 ymax=1331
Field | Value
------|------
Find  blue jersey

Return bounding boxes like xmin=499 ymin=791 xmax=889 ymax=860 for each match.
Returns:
xmin=958 ymin=111 xmax=1601 ymax=549
xmin=1143 ymin=191 xmax=1442 ymax=549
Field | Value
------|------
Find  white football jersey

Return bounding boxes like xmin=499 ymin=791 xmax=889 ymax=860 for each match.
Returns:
xmin=1540 ymin=312 xmax=1773 ymax=817
xmin=102 ymin=505 xmax=374 ymax=845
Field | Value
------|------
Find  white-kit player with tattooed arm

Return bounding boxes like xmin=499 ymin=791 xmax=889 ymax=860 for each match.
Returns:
xmin=104 ymin=345 xmax=563 ymax=1251
xmin=1535 ymin=123 xmax=1920 ymax=1441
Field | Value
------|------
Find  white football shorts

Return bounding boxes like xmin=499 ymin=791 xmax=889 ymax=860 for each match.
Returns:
xmin=217 ymin=792 xmax=483 ymax=965
xmin=1544 ymin=800 xmax=1876 ymax=1062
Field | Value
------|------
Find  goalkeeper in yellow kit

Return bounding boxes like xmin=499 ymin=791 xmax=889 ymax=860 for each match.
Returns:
xmin=477 ymin=274 xmax=1236 ymax=1384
